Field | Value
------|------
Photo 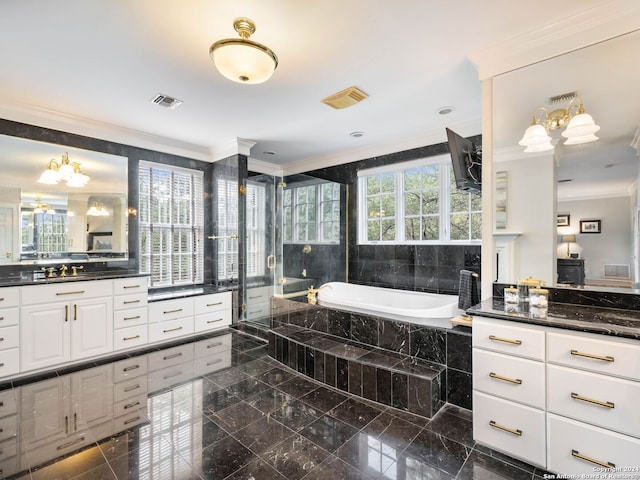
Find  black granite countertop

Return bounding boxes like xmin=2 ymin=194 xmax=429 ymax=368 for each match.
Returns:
xmin=468 ymin=298 xmax=640 ymax=340
xmin=0 ymin=271 xmax=149 ymax=287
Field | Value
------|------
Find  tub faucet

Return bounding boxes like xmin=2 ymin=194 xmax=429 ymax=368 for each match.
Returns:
xmin=307 ymin=284 xmax=332 ymax=305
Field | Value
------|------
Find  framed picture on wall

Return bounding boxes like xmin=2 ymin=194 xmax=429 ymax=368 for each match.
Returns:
xmin=557 ymin=214 xmax=570 ymax=227
xmin=580 ymin=219 xmax=601 ymax=234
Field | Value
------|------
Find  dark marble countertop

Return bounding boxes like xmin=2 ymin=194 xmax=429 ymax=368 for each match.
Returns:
xmin=0 ymin=271 xmax=148 ymax=287
xmin=468 ymin=298 xmax=640 ymax=341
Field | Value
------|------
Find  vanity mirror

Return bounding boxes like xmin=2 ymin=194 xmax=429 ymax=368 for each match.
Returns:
xmin=492 ymin=29 xmax=640 ymax=289
xmin=0 ymin=133 xmax=128 ymax=265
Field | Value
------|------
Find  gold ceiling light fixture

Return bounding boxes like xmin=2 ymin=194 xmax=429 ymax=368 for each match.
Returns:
xmin=38 ymin=152 xmax=90 ymax=186
xmin=209 ymin=17 xmax=278 ymax=84
xmin=518 ymin=93 xmax=600 ymax=153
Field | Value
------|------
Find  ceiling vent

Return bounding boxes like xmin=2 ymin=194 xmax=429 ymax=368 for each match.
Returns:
xmin=150 ymin=93 xmax=183 ymax=109
xmin=321 ymin=86 xmax=368 ymax=109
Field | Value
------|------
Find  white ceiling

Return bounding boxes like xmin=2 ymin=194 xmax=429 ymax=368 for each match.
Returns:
xmin=0 ymin=0 xmax=624 ymax=173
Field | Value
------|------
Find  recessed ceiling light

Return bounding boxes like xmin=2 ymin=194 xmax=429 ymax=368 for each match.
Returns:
xmin=437 ymin=106 xmax=455 ymax=115
xmin=350 ymin=131 xmax=365 ymax=138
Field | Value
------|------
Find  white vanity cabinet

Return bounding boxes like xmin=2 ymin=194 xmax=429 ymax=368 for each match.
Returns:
xmin=473 ymin=315 xmax=640 ymax=476
xmin=0 ymin=287 xmax=20 ymax=378
xmin=20 ymin=281 xmax=114 ymax=371
xmin=113 ymin=277 xmax=149 ymax=351
xmin=194 ymin=292 xmax=232 ymax=332
xmin=472 ymin=317 xmax=547 ymax=467
xmin=245 ymin=286 xmax=271 ymax=321
xmin=148 ymin=297 xmax=195 ymax=343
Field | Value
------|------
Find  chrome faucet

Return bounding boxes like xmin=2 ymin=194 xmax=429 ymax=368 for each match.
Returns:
xmin=307 ymin=284 xmax=332 ymax=305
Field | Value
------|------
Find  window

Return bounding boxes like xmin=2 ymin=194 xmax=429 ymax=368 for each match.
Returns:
xmin=245 ymin=181 xmax=266 ymax=277
xmin=138 ymin=162 xmax=204 ymax=287
xmin=358 ymin=155 xmax=481 ymax=244
xmin=283 ymin=182 xmax=340 ymax=244
xmin=216 ymin=178 xmax=239 ymax=281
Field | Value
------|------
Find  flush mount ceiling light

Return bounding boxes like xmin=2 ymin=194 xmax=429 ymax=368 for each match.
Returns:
xmin=209 ymin=17 xmax=278 ymax=84
xmin=519 ymin=93 xmax=600 ymax=153
xmin=38 ymin=152 xmax=90 ymax=187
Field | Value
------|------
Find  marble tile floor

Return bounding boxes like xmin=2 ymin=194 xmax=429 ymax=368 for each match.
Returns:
xmin=0 ymin=330 xmax=551 ymax=480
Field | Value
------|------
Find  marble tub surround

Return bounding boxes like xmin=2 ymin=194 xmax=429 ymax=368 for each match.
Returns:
xmin=270 ymin=297 xmax=473 ymax=411
xmin=469 ymin=297 xmax=640 ymax=340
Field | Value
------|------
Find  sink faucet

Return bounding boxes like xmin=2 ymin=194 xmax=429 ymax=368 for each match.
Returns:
xmin=41 ymin=266 xmax=55 ymax=278
xmin=71 ymin=265 xmax=84 ymax=276
xmin=59 ymin=265 xmax=68 ymax=277
xmin=307 ymin=284 xmax=332 ymax=305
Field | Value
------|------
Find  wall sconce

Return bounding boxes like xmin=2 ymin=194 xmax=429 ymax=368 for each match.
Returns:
xmin=561 ymin=234 xmax=576 ymax=258
xmin=32 ymin=196 xmax=56 ymax=215
xmin=209 ymin=17 xmax=278 ymax=84
xmin=38 ymin=152 xmax=90 ymax=186
xmin=519 ymin=94 xmax=600 ymax=152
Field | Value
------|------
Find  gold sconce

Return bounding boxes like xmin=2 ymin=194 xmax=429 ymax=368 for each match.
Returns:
xmin=38 ymin=152 xmax=90 ymax=186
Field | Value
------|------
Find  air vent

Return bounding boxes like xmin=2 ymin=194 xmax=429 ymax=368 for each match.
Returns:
xmin=321 ymin=86 xmax=368 ymax=109
xmin=548 ymin=91 xmax=578 ymax=105
xmin=604 ymin=264 xmax=630 ymax=279
xmin=150 ymin=93 xmax=183 ymax=109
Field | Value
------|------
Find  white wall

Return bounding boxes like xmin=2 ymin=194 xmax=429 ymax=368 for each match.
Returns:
xmin=557 ymin=196 xmax=633 ymax=281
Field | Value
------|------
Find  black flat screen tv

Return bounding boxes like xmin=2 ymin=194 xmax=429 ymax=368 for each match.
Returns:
xmin=446 ymin=127 xmax=482 ymax=194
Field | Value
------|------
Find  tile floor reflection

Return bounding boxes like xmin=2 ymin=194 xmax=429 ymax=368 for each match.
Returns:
xmin=0 ymin=330 xmax=548 ymax=479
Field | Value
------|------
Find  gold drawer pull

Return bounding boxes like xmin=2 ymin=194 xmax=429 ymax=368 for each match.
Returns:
xmin=163 ymin=352 xmax=183 ymax=360
xmin=206 ymin=342 xmax=223 ymax=349
xmin=123 ymin=364 xmax=140 ymax=372
xmin=571 ymin=392 xmax=615 ymax=409
xmin=123 ymin=285 xmax=141 ymax=289
xmin=124 ymin=315 xmax=141 ymax=321
xmin=124 ymin=416 xmax=141 ymax=425
xmin=571 ymin=449 xmax=615 ymax=469
xmin=207 ymin=318 xmax=224 ymax=324
xmin=163 ymin=326 xmax=183 ymax=333
xmin=123 ymin=335 xmax=141 ymax=341
xmin=489 ymin=335 xmax=522 ymax=345
xmin=570 ymin=349 xmax=614 ymax=362
xmin=124 ymin=300 xmax=141 ymax=304
xmin=489 ymin=420 xmax=522 ymax=436
xmin=56 ymin=290 xmax=85 ymax=296
xmin=124 ymin=384 xmax=141 ymax=393
xmin=489 ymin=372 xmax=522 ymax=385
xmin=206 ymin=301 xmax=223 ymax=307
xmin=57 ymin=436 xmax=86 ymax=451
xmin=163 ymin=308 xmax=183 ymax=314
xmin=124 ymin=401 xmax=140 ymax=410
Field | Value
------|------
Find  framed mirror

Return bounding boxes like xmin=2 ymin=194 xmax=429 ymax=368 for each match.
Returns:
xmin=0 ymin=134 xmax=128 ymax=265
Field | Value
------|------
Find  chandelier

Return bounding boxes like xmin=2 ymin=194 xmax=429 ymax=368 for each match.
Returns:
xmin=38 ymin=152 xmax=90 ymax=187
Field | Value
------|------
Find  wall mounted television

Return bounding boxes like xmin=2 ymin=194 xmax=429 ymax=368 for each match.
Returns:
xmin=446 ymin=127 xmax=482 ymax=194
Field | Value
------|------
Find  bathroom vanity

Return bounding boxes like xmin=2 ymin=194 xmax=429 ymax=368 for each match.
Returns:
xmin=469 ymin=297 xmax=640 ymax=476
xmin=0 ymin=274 xmax=233 ymax=380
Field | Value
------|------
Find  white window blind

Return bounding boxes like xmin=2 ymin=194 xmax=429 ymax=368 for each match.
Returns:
xmin=138 ymin=161 xmax=204 ymax=287
xmin=216 ymin=178 xmax=239 ymax=281
xmin=246 ymin=181 xmax=266 ymax=277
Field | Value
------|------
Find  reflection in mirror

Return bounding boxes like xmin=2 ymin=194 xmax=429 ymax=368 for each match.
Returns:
xmin=0 ymin=134 xmax=128 ymax=264
xmin=492 ymin=30 xmax=640 ymax=290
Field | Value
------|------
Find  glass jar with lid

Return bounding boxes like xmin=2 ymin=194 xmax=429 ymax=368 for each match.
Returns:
xmin=517 ymin=276 xmax=541 ymax=303
xmin=504 ymin=285 xmax=519 ymax=304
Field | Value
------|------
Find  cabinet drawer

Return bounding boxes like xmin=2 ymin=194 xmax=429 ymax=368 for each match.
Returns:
xmin=113 ymin=409 xmax=148 ymax=432
xmin=0 ymin=288 xmax=19 ymax=308
xmin=0 ymin=350 xmax=19 ymax=378
xmin=547 ymin=331 xmax=640 ymax=381
xmin=148 ymin=317 xmax=194 ymax=343
xmin=147 ymin=364 xmax=194 ymax=392
xmin=246 ymin=302 xmax=270 ymax=319
xmin=193 ymin=334 xmax=232 ymax=358
xmin=0 ymin=453 xmax=18 ymax=478
xmin=548 ymin=413 xmax=640 ymax=476
xmin=147 ymin=343 xmax=194 ymax=372
xmin=0 ymin=389 xmax=17 ymax=418
xmin=473 ymin=317 xmax=545 ymax=360
xmin=114 ymin=307 xmax=148 ymax=329
xmin=194 ymin=311 xmax=231 ymax=332
xmin=245 ymin=287 xmax=270 ymax=305
xmin=194 ymin=352 xmax=232 ymax=375
xmin=148 ymin=298 xmax=194 ymax=323
xmin=0 ymin=436 xmax=17 ymax=462
xmin=114 ymin=393 xmax=147 ymax=418
xmin=473 ymin=391 xmax=546 ymax=467
xmin=114 ymin=378 xmax=148 ymax=403
xmin=473 ymin=349 xmax=545 ymax=409
xmin=113 ymin=293 xmax=148 ymax=311
xmin=194 ymin=292 xmax=231 ymax=314
xmin=0 ymin=326 xmax=19 ymax=351
xmin=113 ymin=277 xmax=148 ymax=295
xmin=0 ymin=308 xmax=18 ymax=327
xmin=113 ymin=356 xmax=148 ymax=383
xmin=113 ymin=324 xmax=148 ymax=352
xmin=20 ymin=280 xmax=113 ymax=305
xmin=0 ymin=415 xmax=16 ymax=443
xmin=547 ymin=364 xmax=640 ymax=438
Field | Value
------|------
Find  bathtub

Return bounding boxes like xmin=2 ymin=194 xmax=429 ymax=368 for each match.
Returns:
xmin=316 ymin=282 xmax=464 ymax=328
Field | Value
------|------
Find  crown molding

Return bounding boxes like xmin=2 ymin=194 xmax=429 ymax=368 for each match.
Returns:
xmin=469 ymin=0 xmax=640 ymax=80
xmin=0 ymin=97 xmax=212 ymax=161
